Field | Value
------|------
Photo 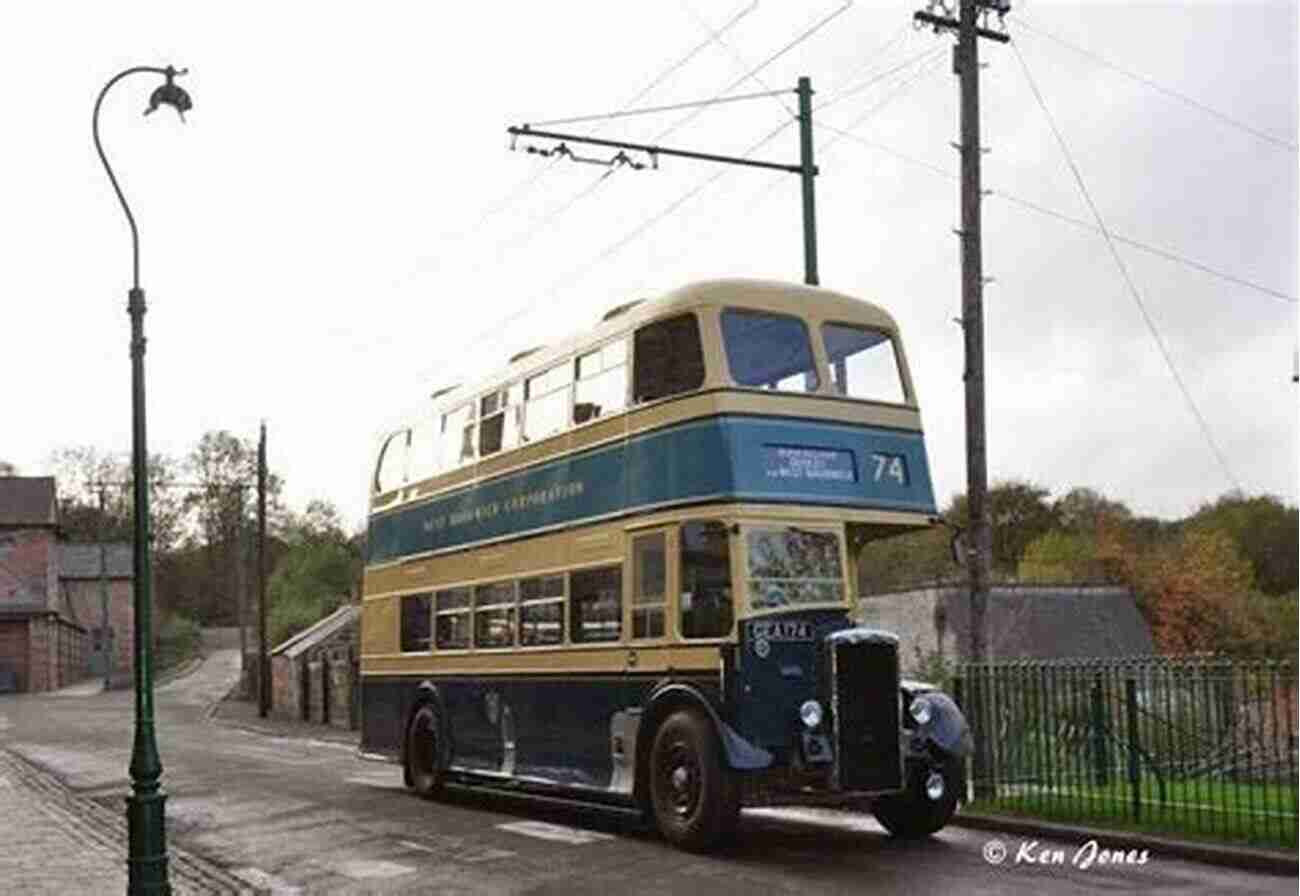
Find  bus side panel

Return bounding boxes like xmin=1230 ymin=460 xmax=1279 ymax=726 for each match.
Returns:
xmin=509 ymin=676 xmax=628 ymax=786
xmin=359 ymin=676 xmax=408 ymax=757
xmin=362 ymin=673 xmax=722 ymax=791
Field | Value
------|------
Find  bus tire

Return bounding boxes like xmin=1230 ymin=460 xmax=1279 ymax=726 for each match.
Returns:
xmin=405 ymin=703 xmax=445 ymax=799
xmin=648 ymin=709 xmax=739 ymax=851
xmin=871 ymin=757 xmax=961 ymax=839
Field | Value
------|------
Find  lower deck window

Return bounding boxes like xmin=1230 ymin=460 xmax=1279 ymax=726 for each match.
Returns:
xmin=570 ymin=566 xmax=622 ymax=643
xmin=520 ymin=575 xmax=565 ymax=646
xmin=475 ymin=582 xmax=516 ymax=648
xmin=400 ymin=593 xmax=432 ymax=652
xmin=632 ymin=532 xmax=666 ymax=639
xmin=435 ymin=587 xmax=471 ymax=649
xmin=680 ymin=521 xmax=733 ymax=638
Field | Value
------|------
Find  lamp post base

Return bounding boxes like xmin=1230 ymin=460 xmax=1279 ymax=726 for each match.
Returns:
xmin=126 ymin=789 xmax=171 ymax=895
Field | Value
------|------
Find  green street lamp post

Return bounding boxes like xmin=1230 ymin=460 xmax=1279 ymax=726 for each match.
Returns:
xmin=92 ymin=64 xmax=193 ymax=896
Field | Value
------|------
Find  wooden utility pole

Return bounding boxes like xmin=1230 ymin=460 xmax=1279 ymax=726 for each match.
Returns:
xmin=913 ymin=0 xmax=1009 ymax=795
xmin=257 ymin=422 xmax=269 ymax=717
xmin=234 ymin=486 xmax=247 ymax=696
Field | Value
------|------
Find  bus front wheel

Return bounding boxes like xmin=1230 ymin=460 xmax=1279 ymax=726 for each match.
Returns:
xmin=648 ymin=709 xmax=739 ymax=851
xmin=405 ymin=704 xmax=445 ymax=799
xmin=871 ymin=757 xmax=961 ymax=838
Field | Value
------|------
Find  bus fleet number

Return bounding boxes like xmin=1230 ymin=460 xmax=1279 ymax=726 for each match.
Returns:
xmin=870 ymin=453 xmax=907 ymax=485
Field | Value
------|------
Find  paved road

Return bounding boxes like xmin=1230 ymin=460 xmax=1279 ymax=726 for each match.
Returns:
xmin=0 ymin=651 xmax=1293 ymax=894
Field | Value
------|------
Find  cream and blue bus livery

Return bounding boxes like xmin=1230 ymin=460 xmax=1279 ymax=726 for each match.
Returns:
xmin=360 ymin=279 xmax=971 ymax=850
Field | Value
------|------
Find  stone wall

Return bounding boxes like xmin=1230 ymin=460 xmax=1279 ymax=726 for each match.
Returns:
xmin=857 ymin=586 xmax=947 ymax=675
xmin=270 ymin=654 xmax=301 ymax=722
xmin=268 ymin=609 xmax=360 ymax=730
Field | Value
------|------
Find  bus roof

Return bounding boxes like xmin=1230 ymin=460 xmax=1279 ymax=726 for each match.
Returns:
xmin=425 ymin=278 xmax=899 ymax=417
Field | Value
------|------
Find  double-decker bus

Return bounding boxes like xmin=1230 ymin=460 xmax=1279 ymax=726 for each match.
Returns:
xmin=360 ymin=278 xmax=971 ymax=850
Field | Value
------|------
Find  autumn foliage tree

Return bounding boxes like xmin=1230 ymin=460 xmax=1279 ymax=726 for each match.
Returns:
xmin=1132 ymin=528 xmax=1256 ymax=654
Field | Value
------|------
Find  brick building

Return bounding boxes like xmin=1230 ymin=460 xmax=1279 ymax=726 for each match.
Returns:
xmin=0 ymin=477 xmax=87 ymax=693
xmin=58 ymin=543 xmax=134 ymax=685
xmin=269 ymin=604 xmax=359 ymax=730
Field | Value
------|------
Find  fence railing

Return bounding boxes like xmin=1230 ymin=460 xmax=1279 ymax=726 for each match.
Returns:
xmin=953 ymin=656 xmax=1298 ymax=850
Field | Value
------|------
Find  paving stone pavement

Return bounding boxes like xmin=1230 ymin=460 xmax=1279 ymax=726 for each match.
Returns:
xmin=0 ymin=747 xmax=250 ymax=894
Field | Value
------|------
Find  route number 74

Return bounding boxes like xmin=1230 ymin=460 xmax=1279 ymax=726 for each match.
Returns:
xmin=870 ymin=453 xmax=907 ymax=485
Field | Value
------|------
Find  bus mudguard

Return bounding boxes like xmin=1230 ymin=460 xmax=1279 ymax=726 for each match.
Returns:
xmin=643 ymin=682 xmax=773 ymax=771
xmin=900 ymin=681 xmax=972 ymax=759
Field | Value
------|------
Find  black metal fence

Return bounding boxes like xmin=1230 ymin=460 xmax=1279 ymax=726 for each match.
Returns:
xmin=954 ymin=657 xmax=1298 ymax=849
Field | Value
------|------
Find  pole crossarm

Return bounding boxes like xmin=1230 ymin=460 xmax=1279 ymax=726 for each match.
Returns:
xmin=508 ymin=125 xmax=809 ymax=175
xmin=913 ymin=10 xmax=1010 ymax=43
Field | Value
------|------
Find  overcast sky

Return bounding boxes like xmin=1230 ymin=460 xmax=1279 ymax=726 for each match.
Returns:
xmin=4 ymin=1 xmax=1296 ymax=531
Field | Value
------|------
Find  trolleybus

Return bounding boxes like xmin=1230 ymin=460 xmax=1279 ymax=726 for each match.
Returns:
xmin=360 ymin=278 xmax=971 ymax=850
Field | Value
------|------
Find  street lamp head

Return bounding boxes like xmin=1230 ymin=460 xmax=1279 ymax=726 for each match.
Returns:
xmin=144 ymin=66 xmax=192 ymax=122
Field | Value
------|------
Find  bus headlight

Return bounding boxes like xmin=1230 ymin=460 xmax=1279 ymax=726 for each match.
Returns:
xmin=799 ymin=700 xmax=823 ymax=729
xmin=910 ymin=695 xmax=933 ymax=726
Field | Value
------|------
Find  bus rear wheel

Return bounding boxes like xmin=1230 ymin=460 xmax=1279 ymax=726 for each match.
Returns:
xmin=648 ymin=709 xmax=739 ymax=851
xmin=405 ymin=704 xmax=445 ymax=799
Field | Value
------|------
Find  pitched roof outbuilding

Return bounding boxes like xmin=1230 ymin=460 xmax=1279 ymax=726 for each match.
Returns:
xmin=271 ymin=604 xmax=358 ymax=659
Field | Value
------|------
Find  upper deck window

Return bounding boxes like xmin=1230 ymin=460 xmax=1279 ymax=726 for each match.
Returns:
xmin=480 ymin=383 xmax=522 ymax=457
xmin=633 ymin=314 xmax=705 ymax=403
xmin=442 ymin=404 xmax=475 ymax=469
xmin=524 ymin=362 xmax=572 ymax=442
xmin=745 ymin=527 xmax=844 ymax=611
xmin=823 ymin=323 xmax=905 ymax=404
xmin=721 ymin=310 xmax=819 ymax=393
xmin=408 ymin=420 xmax=438 ymax=482
xmin=574 ymin=340 xmax=628 ymax=424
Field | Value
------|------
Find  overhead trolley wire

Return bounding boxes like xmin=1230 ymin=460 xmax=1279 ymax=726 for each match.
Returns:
xmin=525 ymin=88 xmax=794 ymax=129
xmin=1011 ymin=37 xmax=1243 ymax=493
xmin=679 ymin=0 xmax=798 ymax=118
xmin=415 ymin=1 xmax=857 ymax=387
xmin=814 ymin=121 xmax=1298 ymax=306
xmin=658 ymin=0 xmax=855 ymax=139
xmin=393 ymin=0 xmax=764 ymax=294
xmin=668 ymin=25 xmax=942 ymax=270
xmin=416 ymin=120 xmax=796 ymax=389
xmin=1017 ymin=15 xmax=1298 ymax=154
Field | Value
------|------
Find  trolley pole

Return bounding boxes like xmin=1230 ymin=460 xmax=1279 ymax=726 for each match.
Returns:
xmin=796 ymin=76 xmax=819 ymax=286
xmin=234 ymin=486 xmax=247 ymax=695
xmin=508 ymin=78 xmax=820 ymax=286
xmin=257 ymin=422 xmax=269 ymax=718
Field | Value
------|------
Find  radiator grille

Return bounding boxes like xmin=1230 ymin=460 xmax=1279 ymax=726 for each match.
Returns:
xmin=830 ymin=638 xmax=902 ymax=792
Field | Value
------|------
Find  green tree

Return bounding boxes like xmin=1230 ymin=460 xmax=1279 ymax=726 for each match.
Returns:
xmin=1186 ymin=492 xmax=1298 ymax=596
xmin=49 ymin=446 xmax=186 ymax=551
xmin=1053 ymin=487 xmax=1132 ymax=534
xmin=856 ymin=525 xmax=956 ymax=596
xmin=946 ymin=480 xmax=1060 ymax=577
xmin=266 ymin=500 xmax=361 ymax=647
xmin=1018 ymin=530 xmax=1096 ymax=583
